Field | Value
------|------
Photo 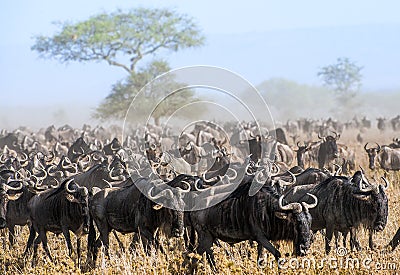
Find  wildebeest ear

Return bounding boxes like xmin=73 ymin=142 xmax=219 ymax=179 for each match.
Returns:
xmin=7 ymin=192 xmax=23 ymax=201
xmin=65 ymin=193 xmax=77 ymax=202
xmin=153 ymin=204 xmax=163 ymax=210
xmin=275 ymin=212 xmax=288 ymax=220
xmin=353 ymin=194 xmax=371 ymax=201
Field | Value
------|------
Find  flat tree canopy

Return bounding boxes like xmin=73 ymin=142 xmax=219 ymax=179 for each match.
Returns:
xmin=31 ymin=8 xmax=205 ymax=124
xmin=318 ymin=57 xmax=363 ymax=98
xmin=32 ymin=8 xmax=204 ymax=74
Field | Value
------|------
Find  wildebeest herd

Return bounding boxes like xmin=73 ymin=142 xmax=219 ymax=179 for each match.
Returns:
xmin=1 ymin=118 xmax=400 ymax=273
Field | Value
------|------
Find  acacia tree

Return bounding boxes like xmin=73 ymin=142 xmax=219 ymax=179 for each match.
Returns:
xmin=94 ymin=60 xmax=199 ymax=125
xmin=317 ymin=57 xmax=363 ymax=99
xmin=31 ymin=8 xmax=205 ymax=124
xmin=317 ymin=57 xmax=363 ymax=118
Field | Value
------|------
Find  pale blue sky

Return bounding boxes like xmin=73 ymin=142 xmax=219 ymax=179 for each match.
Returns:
xmin=1 ymin=0 xmax=400 ymax=127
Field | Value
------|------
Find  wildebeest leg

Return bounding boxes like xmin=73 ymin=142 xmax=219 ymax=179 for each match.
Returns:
xmin=91 ymin=237 xmax=103 ymax=265
xmin=389 ymin=227 xmax=400 ymax=251
xmin=32 ymin=235 xmax=41 ymax=266
xmin=112 ymin=230 xmax=125 ymax=252
xmin=8 ymin=225 xmax=16 ymax=246
xmin=87 ymin=218 xmax=96 ymax=264
xmin=140 ymin=230 xmax=163 ymax=254
xmin=129 ymin=233 xmax=140 ymax=252
xmin=325 ymin=228 xmax=334 ymax=254
xmin=196 ymin=232 xmax=217 ymax=271
xmin=342 ymin=230 xmax=348 ymax=248
xmin=369 ymin=230 xmax=376 ymax=250
xmin=76 ymin=237 xmax=81 ymax=267
xmin=62 ymin=227 xmax=73 ymax=257
xmin=334 ymin=231 xmax=340 ymax=249
xmin=350 ymin=228 xmax=362 ymax=251
xmin=94 ymin=220 xmax=110 ymax=258
xmin=187 ymin=226 xmax=196 ymax=252
xmin=24 ymin=226 xmax=36 ymax=256
xmin=39 ymin=231 xmax=53 ymax=261
xmin=257 ymin=242 xmax=267 ymax=267
xmin=256 ymin=235 xmax=281 ymax=261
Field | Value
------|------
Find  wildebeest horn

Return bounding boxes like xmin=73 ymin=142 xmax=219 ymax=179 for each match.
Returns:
xmin=202 ymin=173 xmax=221 ymax=183
xmin=177 ymin=181 xmax=191 ymax=192
xmin=62 ymin=157 xmax=72 ymax=169
xmin=333 ymin=164 xmax=342 ymax=176
xmin=358 ymin=174 xmax=378 ymax=193
xmin=5 ymin=180 xmax=23 ymax=191
xmin=19 ymin=152 xmax=28 ymax=162
xmin=381 ymin=177 xmax=390 ymax=190
xmin=278 ymin=195 xmax=302 ymax=213
xmin=332 ymin=131 xmax=339 ymax=139
xmin=65 ymin=179 xmax=77 ymax=193
xmin=47 ymin=165 xmax=58 ymax=177
xmin=111 ymin=142 xmax=119 ymax=151
xmin=227 ymin=168 xmax=237 ymax=180
xmin=109 ymin=167 xmax=121 ymax=181
xmin=245 ymin=162 xmax=253 ymax=175
xmin=301 ymin=193 xmax=318 ymax=210
xmin=360 ymin=170 xmax=370 ymax=185
xmin=147 ymin=186 xmax=174 ymax=200
xmin=270 ymin=162 xmax=280 ymax=177
xmin=287 ymin=170 xmax=296 ymax=185
xmin=32 ymin=176 xmax=48 ymax=191
xmin=194 ymin=179 xmax=203 ymax=191
xmin=50 ymin=178 xmax=61 ymax=189
xmin=35 ymin=167 xmax=48 ymax=181
xmin=14 ymin=170 xmax=24 ymax=180
xmin=151 ymin=143 xmax=157 ymax=150
xmin=318 ymin=133 xmax=325 ymax=140
xmin=255 ymin=169 xmax=268 ymax=184
xmin=0 ymin=154 xmax=7 ymax=164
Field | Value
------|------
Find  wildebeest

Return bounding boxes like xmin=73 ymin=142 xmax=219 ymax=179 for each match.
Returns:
xmin=5 ymin=178 xmax=47 ymax=246
xmin=103 ymin=137 xmax=122 ymax=156
xmin=25 ymin=179 xmax=90 ymax=266
xmin=286 ymin=171 xmax=389 ymax=253
xmin=364 ymin=142 xmax=400 ymax=171
xmin=317 ymin=132 xmax=339 ymax=169
xmin=68 ymin=137 xmax=91 ymax=163
xmin=87 ymin=177 xmax=189 ymax=266
xmin=0 ymin=179 xmax=24 ymax=229
xmin=187 ymin=179 xmax=317 ymax=270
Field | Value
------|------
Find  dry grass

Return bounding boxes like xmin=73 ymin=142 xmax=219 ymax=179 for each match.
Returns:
xmin=1 ymin=128 xmax=400 ymax=274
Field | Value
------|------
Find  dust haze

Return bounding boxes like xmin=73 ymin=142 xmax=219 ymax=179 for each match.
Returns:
xmin=1 ymin=79 xmax=399 ymax=131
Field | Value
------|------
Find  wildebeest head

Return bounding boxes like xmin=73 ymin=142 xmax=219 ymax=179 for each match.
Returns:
xmin=0 ymin=180 xmax=23 ymax=228
xmin=108 ymin=155 xmax=127 ymax=181
xmin=295 ymin=141 xmax=310 ymax=168
xmin=57 ymin=156 xmax=78 ymax=177
xmin=64 ymin=179 xmax=90 ymax=234
xmin=364 ymin=143 xmax=381 ymax=170
xmin=319 ymin=132 xmax=339 ymax=158
xmin=146 ymin=180 xmax=190 ymax=238
xmin=103 ymin=138 xmax=122 ymax=155
xmin=68 ymin=137 xmax=91 ymax=162
xmin=276 ymin=193 xmax=318 ymax=256
xmin=353 ymin=173 xmax=389 ymax=232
